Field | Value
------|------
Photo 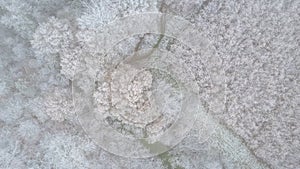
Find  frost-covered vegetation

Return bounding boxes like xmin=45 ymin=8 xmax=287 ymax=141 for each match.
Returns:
xmin=0 ymin=0 xmax=299 ymax=169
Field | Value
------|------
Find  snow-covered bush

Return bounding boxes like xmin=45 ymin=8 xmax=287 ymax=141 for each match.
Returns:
xmin=43 ymin=87 xmax=74 ymax=122
xmin=0 ymin=127 xmax=25 ymax=168
xmin=0 ymin=95 xmax=25 ymax=124
xmin=40 ymin=132 xmax=96 ymax=169
xmin=78 ymin=0 xmax=158 ymax=29
xmin=0 ymin=0 xmax=37 ymax=39
xmin=60 ymin=45 xmax=84 ymax=80
xmin=31 ymin=16 xmax=85 ymax=80
xmin=17 ymin=120 xmax=41 ymax=143
xmin=31 ymin=17 xmax=73 ymax=59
